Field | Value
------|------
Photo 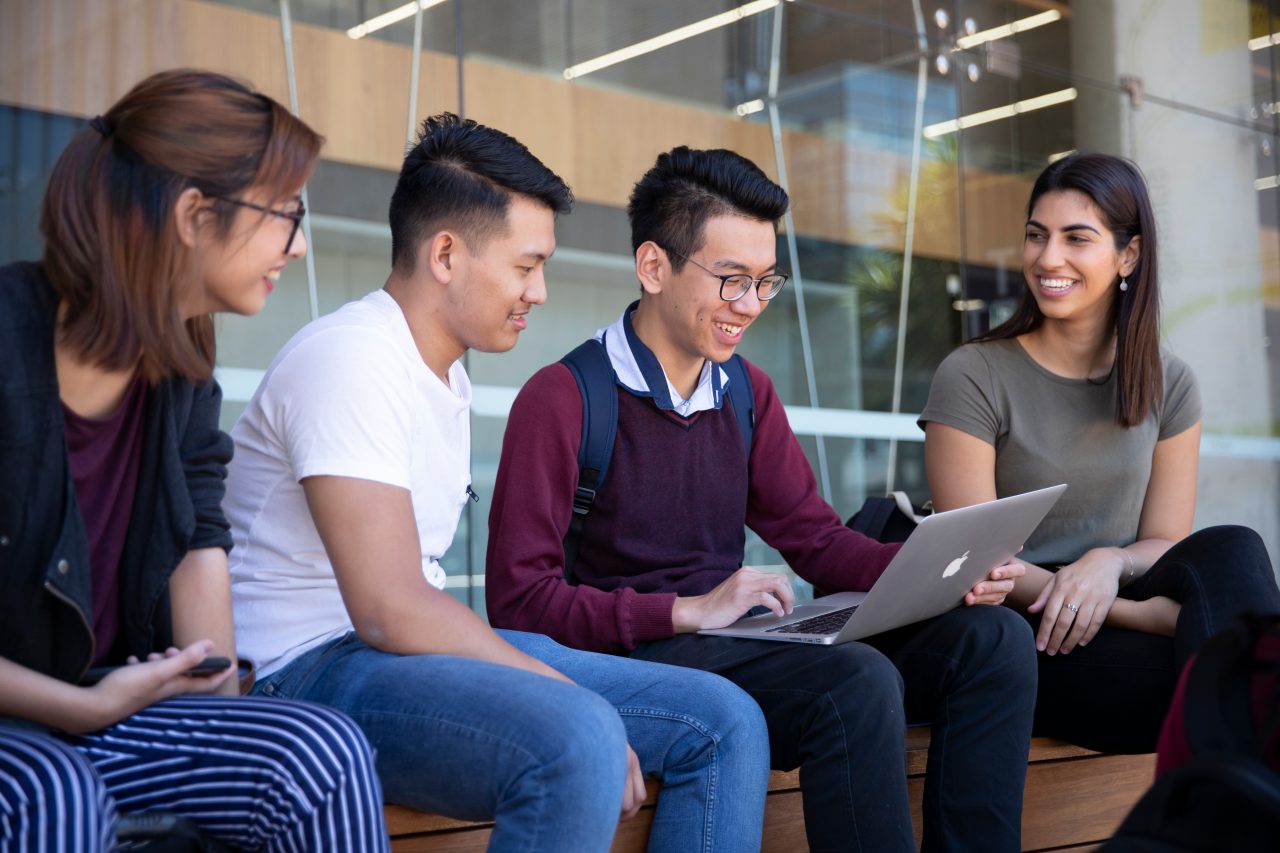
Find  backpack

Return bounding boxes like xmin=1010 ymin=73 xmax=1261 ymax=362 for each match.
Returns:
xmin=117 ymin=812 xmax=234 ymax=852
xmin=558 ymin=338 xmax=755 ymax=582
xmin=1099 ymin=612 xmax=1280 ymax=852
xmin=845 ymin=492 xmax=932 ymax=543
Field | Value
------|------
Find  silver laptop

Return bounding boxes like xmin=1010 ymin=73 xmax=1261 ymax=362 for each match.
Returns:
xmin=699 ymin=484 xmax=1067 ymax=645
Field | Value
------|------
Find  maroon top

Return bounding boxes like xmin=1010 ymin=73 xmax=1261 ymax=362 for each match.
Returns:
xmin=486 ymin=357 xmax=901 ymax=653
xmin=62 ymin=375 xmax=148 ymax=664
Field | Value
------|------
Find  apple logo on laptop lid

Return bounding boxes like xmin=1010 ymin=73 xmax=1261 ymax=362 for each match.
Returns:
xmin=942 ymin=550 xmax=969 ymax=578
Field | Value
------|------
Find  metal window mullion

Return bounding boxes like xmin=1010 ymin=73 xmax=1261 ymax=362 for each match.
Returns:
xmin=766 ymin=3 xmax=832 ymax=502
xmin=278 ymin=0 xmax=320 ymax=322
xmin=884 ymin=0 xmax=929 ymax=493
xmin=407 ymin=0 xmax=424 ymax=145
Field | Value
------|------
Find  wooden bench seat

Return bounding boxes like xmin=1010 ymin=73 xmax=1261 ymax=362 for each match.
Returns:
xmin=385 ymin=729 xmax=1156 ymax=852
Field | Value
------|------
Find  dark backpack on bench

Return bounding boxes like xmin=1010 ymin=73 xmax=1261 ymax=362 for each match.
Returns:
xmin=117 ymin=812 xmax=234 ymax=852
xmin=1099 ymin=612 xmax=1280 ymax=852
xmin=558 ymin=338 xmax=755 ymax=583
xmin=846 ymin=492 xmax=931 ymax=543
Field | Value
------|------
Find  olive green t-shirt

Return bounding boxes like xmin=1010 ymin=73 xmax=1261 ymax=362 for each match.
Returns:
xmin=918 ymin=338 xmax=1201 ymax=566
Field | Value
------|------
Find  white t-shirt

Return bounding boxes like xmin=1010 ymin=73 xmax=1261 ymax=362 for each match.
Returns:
xmin=226 ymin=289 xmax=471 ymax=677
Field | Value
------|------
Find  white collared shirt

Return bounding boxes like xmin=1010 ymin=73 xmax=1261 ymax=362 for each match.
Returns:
xmin=594 ymin=306 xmax=731 ymax=415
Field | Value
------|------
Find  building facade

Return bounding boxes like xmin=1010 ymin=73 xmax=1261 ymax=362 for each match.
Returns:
xmin=4 ymin=0 xmax=1278 ymax=610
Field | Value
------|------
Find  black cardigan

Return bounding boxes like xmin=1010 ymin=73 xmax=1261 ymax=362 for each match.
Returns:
xmin=0 ymin=262 xmax=233 ymax=684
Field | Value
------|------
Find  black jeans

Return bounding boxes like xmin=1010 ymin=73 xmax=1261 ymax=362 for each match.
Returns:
xmin=1030 ymin=525 xmax=1280 ymax=753
xmin=632 ymin=605 xmax=1037 ymax=853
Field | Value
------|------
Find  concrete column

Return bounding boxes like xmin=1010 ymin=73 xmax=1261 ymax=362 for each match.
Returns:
xmin=1070 ymin=0 xmax=1278 ymax=563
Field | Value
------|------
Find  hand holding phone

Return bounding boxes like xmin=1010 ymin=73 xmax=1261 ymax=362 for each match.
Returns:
xmin=82 ymin=656 xmax=233 ymax=686
xmin=180 ymin=655 xmax=234 ymax=677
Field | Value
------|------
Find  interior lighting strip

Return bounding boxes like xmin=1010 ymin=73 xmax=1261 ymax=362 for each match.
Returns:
xmin=1249 ymin=32 xmax=1280 ymax=51
xmin=563 ymin=0 xmax=791 ymax=81
xmin=347 ymin=0 xmax=449 ymax=40
xmin=955 ymin=9 xmax=1062 ymax=50
xmin=923 ymin=87 xmax=1077 ymax=138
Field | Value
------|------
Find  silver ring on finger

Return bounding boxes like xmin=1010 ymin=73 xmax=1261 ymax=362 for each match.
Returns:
xmin=1064 ymin=602 xmax=1080 ymax=613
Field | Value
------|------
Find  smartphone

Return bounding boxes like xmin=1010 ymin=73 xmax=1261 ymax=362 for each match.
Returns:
xmin=81 ymin=656 xmax=234 ymax=686
xmin=184 ymin=656 xmax=234 ymax=677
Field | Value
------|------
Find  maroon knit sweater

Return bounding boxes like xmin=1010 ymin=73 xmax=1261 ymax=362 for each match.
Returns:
xmin=486 ymin=358 xmax=902 ymax=654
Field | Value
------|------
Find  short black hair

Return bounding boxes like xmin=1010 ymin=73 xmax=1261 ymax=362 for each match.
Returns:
xmin=389 ymin=113 xmax=573 ymax=272
xmin=626 ymin=146 xmax=789 ymax=271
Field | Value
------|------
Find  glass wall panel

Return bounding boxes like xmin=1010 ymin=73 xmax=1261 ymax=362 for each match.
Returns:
xmin=2 ymin=0 xmax=1276 ymax=616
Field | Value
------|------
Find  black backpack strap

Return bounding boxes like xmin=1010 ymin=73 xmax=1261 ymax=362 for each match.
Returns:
xmin=847 ymin=497 xmax=898 ymax=539
xmin=559 ymin=339 xmax=618 ymax=584
xmin=721 ymin=354 xmax=755 ymax=459
xmin=1255 ymin=615 xmax=1280 ymax=754
xmin=1184 ymin=616 xmax=1266 ymax=757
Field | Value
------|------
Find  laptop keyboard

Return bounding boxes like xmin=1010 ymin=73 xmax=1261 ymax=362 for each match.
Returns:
xmin=765 ymin=605 xmax=859 ymax=635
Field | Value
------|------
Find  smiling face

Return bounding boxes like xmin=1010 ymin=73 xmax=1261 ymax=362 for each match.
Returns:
xmin=445 ymin=194 xmax=555 ymax=354
xmin=196 ymin=187 xmax=306 ymax=318
xmin=641 ymin=214 xmax=777 ymax=375
xmin=1023 ymin=188 xmax=1138 ymax=330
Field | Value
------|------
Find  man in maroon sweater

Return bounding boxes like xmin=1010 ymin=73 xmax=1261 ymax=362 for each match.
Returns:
xmin=487 ymin=145 xmax=1038 ymax=853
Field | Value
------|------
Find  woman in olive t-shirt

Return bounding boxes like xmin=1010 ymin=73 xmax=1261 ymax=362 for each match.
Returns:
xmin=920 ymin=153 xmax=1280 ymax=753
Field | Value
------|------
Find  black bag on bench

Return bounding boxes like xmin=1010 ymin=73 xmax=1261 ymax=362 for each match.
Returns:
xmin=1099 ymin=612 xmax=1280 ymax=852
xmin=117 ymin=812 xmax=234 ymax=852
xmin=846 ymin=492 xmax=931 ymax=544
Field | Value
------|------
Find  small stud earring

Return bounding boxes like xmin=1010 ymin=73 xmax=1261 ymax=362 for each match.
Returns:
xmin=1119 ymin=277 xmax=1129 ymax=292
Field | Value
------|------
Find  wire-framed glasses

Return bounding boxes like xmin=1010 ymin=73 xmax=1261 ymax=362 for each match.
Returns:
xmin=211 ymin=195 xmax=306 ymax=254
xmin=663 ymin=246 xmax=788 ymax=302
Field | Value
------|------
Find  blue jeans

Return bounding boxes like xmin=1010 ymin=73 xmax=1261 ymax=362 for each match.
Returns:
xmin=254 ymin=629 xmax=769 ymax=853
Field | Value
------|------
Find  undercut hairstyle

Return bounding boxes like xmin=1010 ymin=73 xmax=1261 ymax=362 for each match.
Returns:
xmin=389 ymin=113 xmax=574 ymax=272
xmin=40 ymin=68 xmax=323 ymax=383
xmin=974 ymin=152 xmax=1161 ymax=427
xmin=627 ymin=146 xmax=789 ymax=271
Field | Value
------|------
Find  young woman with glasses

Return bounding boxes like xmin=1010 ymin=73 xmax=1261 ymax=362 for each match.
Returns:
xmin=0 ymin=69 xmax=388 ymax=851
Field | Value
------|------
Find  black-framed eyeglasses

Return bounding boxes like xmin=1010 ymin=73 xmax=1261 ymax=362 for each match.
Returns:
xmin=662 ymin=246 xmax=788 ymax=302
xmin=211 ymin=195 xmax=306 ymax=254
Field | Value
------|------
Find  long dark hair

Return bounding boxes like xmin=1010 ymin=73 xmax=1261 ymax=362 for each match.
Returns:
xmin=975 ymin=152 xmax=1161 ymax=427
xmin=39 ymin=69 xmax=324 ymax=383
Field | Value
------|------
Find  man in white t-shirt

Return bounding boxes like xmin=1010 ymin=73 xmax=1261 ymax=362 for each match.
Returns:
xmin=224 ymin=114 xmax=770 ymax=852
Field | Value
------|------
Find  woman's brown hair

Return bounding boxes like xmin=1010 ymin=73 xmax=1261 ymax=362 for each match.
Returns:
xmin=39 ymin=68 xmax=324 ymax=383
xmin=973 ymin=152 xmax=1161 ymax=427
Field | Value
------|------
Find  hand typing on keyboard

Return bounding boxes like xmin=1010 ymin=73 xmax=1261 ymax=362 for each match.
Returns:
xmin=672 ymin=566 xmax=796 ymax=632
xmin=766 ymin=606 xmax=859 ymax=635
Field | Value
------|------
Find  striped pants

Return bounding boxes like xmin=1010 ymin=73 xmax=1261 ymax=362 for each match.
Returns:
xmin=0 ymin=694 xmax=388 ymax=852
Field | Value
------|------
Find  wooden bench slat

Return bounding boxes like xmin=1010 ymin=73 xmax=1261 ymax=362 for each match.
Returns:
xmin=387 ymin=732 xmax=1152 ymax=852
xmin=385 ymin=806 xmax=488 ymax=836
xmin=760 ymin=790 xmax=808 ymax=852
xmin=1020 ymin=753 xmax=1155 ymax=851
xmin=389 ymin=827 xmax=492 ymax=853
